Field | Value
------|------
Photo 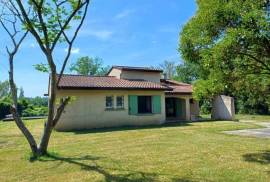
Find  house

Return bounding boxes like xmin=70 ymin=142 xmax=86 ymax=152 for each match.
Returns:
xmin=54 ymin=66 xmax=200 ymax=131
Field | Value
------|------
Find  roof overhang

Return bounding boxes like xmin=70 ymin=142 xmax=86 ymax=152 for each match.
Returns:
xmin=57 ymin=86 xmax=172 ymax=91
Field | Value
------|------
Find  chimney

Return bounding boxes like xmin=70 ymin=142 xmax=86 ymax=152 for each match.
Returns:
xmin=163 ymin=73 xmax=168 ymax=80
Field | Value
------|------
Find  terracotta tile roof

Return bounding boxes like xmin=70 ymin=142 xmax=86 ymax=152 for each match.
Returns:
xmin=57 ymin=74 xmax=171 ymax=90
xmin=161 ymin=79 xmax=193 ymax=94
xmin=108 ymin=65 xmax=163 ymax=74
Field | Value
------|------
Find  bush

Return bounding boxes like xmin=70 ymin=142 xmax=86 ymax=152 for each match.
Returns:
xmin=0 ymin=102 xmax=10 ymax=119
xmin=22 ymin=106 xmax=48 ymax=117
xmin=0 ymin=96 xmax=48 ymax=119
xmin=200 ymin=99 xmax=212 ymax=114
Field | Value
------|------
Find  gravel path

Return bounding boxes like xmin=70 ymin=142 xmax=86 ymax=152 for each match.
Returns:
xmin=224 ymin=122 xmax=270 ymax=138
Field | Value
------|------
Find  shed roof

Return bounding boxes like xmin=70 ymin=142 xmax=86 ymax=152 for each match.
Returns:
xmin=161 ymin=79 xmax=193 ymax=94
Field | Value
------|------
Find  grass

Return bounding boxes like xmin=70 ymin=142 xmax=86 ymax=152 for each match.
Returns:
xmin=0 ymin=115 xmax=270 ymax=182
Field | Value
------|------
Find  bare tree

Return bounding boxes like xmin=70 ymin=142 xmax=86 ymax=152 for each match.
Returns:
xmin=159 ymin=60 xmax=176 ymax=79
xmin=0 ymin=1 xmax=38 ymax=153
xmin=0 ymin=0 xmax=90 ymax=156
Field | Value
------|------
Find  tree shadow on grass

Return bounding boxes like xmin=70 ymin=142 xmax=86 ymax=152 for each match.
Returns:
xmin=0 ymin=140 xmax=8 ymax=149
xmin=33 ymin=153 xmax=195 ymax=182
xmin=243 ymin=150 xmax=270 ymax=165
xmin=71 ymin=122 xmax=192 ymax=135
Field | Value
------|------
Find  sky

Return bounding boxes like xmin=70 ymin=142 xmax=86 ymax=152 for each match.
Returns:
xmin=0 ymin=0 xmax=197 ymax=97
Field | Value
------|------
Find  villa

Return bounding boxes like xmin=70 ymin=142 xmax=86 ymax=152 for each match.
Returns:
xmin=54 ymin=66 xmax=199 ymax=131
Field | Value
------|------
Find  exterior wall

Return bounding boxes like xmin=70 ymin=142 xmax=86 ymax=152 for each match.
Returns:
xmin=120 ymin=70 xmax=161 ymax=83
xmin=107 ymin=68 xmax=122 ymax=78
xmin=190 ymin=100 xmax=200 ymax=121
xmin=212 ymin=95 xmax=235 ymax=120
xmin=55 ymin=90 xmax=166 ymax=131
xmin=165 ymin=95 xmax=195 ymax=121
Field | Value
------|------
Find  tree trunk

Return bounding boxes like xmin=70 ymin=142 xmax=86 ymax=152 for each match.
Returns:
xmin=8 ymin=55 xmax=38 ymax=156
xmin=38 ymin=65 xmax=57 ymax=155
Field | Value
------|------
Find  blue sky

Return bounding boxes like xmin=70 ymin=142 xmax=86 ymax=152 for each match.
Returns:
xmin=0 ymin=0 xmax=196 ymax=97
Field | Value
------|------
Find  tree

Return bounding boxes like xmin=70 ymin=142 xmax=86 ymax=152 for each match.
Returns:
xmin=0 ymin=80 xmax=10 ymax=98
xmin=70 ymin=56 xmax=109 ymax=76
xmin=0 ymin=0 xmax=90 ymax=156
xmin=18 ymin=87 xmax=24 ymax=99
xmin=179 ymin=0 xmax=270 ymax=100
xmin=158 ymin=60 xmax=176 ymax=79
xmin=174 ymin=62 xmax=201 ymax=84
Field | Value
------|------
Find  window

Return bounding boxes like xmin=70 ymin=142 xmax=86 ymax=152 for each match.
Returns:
xmin=138 ymin=96 xmax=152 ymax=114
xmin=116 ymin=96 xmax=124 ymax=108
xmin=105 ymin=96 xmax=113 ymax=109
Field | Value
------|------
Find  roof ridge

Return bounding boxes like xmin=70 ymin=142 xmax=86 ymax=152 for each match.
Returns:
xmin=57 ymin=74 xmax=115 ymax=77
xmin=110 ymin=65 xmax=163 ymax=71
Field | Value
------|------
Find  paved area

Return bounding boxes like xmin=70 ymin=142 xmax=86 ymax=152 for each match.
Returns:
xmin=224 ymin=122 xmax=270 ymax=138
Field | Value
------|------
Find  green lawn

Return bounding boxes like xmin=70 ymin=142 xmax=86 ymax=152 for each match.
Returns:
xmin=0 ymin=115 xmax=270 ymax=182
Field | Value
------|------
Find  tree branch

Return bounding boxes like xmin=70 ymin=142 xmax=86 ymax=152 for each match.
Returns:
xmin=50 ymin=0 xmax=88 ymax=51
xmin=15 ymin=0 xmax=48 ymax=54
xmin=52 ymin=97 xmax=71 ymax=127
xmin=56 ymin=0 xmax=90 ymax=85
xmin=237 ymin=51 xmax=270 ymax=74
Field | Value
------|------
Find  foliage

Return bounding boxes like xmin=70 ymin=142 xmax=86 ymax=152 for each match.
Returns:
xmin=179 ymin=0 xmax=270 ymax=114
xmin=199 ymin=99 xmax=212 ymax=114
xmin=22 ymin=106 xmax=48 ymax=117
xmin=174 ymin=62 xmax=201 ymax=84
xmin=70 ymin=56 xmax=109 ymax=76
xmin=0 ymin=96 xmax=48 ymax=119
xmin=0 ymin=97 xmax=11 ymax=119
xmin=25 ymin=97 xmax=48 ymax=107
xmin=234 ymin=74 xmax=270 ymax=114
xmin=19 ymin=87 xmax=24 ymax=99
xmin=33 ymin=63 xmax=50 ymax=73
xmin=0 ymin=80 xmax=10 ymax=98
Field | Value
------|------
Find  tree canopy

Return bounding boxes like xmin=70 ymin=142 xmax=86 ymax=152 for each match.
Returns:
xmin=0 ymin=80 xmax=10 ymax=98
xmin=180 ymin=0 xmax=270 ymax=100
xmin=70 ymin=56 xmax=110 ymax=76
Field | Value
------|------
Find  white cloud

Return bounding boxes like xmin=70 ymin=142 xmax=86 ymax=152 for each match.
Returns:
xmin=80 ymin=29 xmax=113 ymax=40
xmin=65 ymin=47 xmax=80 ymax=54
xmin=30 ymin=43 xmax=36 ymax=48
xmin=114 ymin=9 xmax=135 ymax=19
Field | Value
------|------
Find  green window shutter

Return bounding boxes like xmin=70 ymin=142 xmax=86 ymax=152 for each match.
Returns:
xmin=152 ymin=95 xmax=161 ymax=114
xmin=128 ymin=95 xmax=138 ymax=115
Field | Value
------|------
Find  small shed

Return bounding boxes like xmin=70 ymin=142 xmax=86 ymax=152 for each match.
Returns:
xmin=212 ymin=95 xmax=235 ymax=120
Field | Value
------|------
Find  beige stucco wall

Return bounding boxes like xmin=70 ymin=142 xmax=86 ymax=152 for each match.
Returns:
xmin=107 ymin=68 xmax=161 ymax=82
xmin=107 ymin=68 xmax=122 ymax=78
xmin=121 ymin=70 xmax=161 ymax=82
xmin=55 ymin=90 xmax=166 ymax=131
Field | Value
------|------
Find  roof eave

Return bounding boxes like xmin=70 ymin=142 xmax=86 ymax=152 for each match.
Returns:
xmin=57 ymin=86 xmax=172 ymax=91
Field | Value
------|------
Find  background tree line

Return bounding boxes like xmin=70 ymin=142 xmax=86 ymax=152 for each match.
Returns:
xmin=0 ymin=81 xmax=48 ymax=120
xmin=0 ymin=55 xmax=108 ymax=120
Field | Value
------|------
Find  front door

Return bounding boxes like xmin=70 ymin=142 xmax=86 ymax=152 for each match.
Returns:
xmin=166 ymin=98 xmax=176 ymax=117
